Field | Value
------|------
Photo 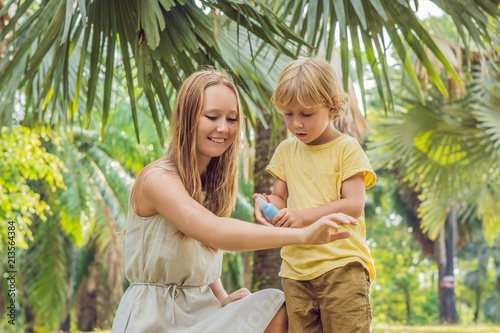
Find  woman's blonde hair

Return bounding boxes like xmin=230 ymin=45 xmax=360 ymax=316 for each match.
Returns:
xmin=129 ymin=69 xmax=242 ymax=248
xmin=272 ymin=57 xmax=348 ymax=121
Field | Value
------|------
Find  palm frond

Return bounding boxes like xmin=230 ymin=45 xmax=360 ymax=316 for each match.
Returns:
xmin=23 ymin=217 xmax=69 ymax=331
xmin=53 ymin=139 xmax=94 ymax=246
xmin=82 ymin=147 xmax=130 ymax=230
xmin=0 ymin=0 xmax=308 ymax=141
xmin=368 ymin=75 xmax=500 ymax=239
xmin=271 ymin=0 xmax=500 ymax=112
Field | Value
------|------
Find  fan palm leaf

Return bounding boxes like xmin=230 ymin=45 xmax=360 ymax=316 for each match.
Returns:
xmin=23 ymin=215 xmax=69 ymax=331
xmin=0 ymin=0 xmax=306 ymax=142
xmin=14 ymin=117 xmax=136 ymax=329
xmin=368 ymin=75 xmax=500 ymax=240
xmin=268 ymin=0 xmax=500 ymax=111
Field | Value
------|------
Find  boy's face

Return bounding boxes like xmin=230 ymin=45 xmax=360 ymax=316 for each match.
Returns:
xmin=283 ymin=104 xmax=338 ymax=145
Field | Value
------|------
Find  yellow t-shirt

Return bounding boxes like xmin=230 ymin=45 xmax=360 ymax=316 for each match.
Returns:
xmin=266 ymin=134 xmax=377 ymax=281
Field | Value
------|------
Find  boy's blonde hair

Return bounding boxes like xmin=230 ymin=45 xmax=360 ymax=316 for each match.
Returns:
xmin=272 ymin=57 xmax=348 ymax=121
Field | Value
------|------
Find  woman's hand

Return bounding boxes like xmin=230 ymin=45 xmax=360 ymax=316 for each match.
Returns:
xmin=220 ymin=288 xmax=251 ymax=307
xmin=301 ymin=213 xmax=358 ymax=245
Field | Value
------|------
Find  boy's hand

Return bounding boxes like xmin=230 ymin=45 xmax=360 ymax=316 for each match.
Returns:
xmin=272 ymin=208 xmax=304 ymax=228
xmin=253 ymin=193 xmax=274 ymax=227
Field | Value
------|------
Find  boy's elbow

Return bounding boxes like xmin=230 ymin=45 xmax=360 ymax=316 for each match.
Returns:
xmin=344 ymin=200 xmax=364 ymax=219
xmin=351 ymin=207 xmax=364 ymax=219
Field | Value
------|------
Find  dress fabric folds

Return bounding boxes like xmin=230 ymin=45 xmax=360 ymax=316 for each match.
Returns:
xmin=111 ymin=206 xmax=284 ymax=333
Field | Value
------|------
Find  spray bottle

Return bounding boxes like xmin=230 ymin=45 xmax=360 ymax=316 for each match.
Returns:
xmin=255 ymin=195 xmax=280 ymax=224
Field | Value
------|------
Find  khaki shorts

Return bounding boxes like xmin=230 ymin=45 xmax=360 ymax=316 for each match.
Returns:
xmin=282 ymin=262 xmax=372 ymax=333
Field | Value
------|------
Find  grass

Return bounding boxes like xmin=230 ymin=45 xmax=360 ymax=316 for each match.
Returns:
xmin=88 ymin=326 xmax=500 ymax=333
xmin=373 ymin=325 xmax=500 ymax=332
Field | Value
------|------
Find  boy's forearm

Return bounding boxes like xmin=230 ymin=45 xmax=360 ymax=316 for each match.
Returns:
xmin=269 ymin=194 xmax=286 ymax=210
xmin=301 ymin=198 xmax=364 ymax=226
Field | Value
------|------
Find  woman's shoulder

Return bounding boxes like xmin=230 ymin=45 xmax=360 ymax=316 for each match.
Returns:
xmin=133 ymin=163 xmax=184 ymax=214
xmin=142 ymin=164 xmax=181 ymax=189
xmin=134 ymin=161 xmax=180 ymax=199
xmin=141 ymin=160 xmax=178 ymax=180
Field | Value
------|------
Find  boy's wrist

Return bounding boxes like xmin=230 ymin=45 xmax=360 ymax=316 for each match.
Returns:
xmin=299 ymin=210 xmax=315 ymax=227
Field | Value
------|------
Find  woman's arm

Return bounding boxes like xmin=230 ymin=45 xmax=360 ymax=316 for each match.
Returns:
xmin=141 ymin=170 xmax=356 ymax=251
xmin=208 ymin=279 xmax=250 ymax=306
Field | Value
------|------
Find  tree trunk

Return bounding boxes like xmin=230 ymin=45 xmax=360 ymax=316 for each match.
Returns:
xmin=496 ymin=259 xmax=500 ymax=292
xmin=24 ymin=303 xmax=35 ymax=333
xmin=243 ymin=251 xmax=253 ymax=289
xmin=77 ymin=270 xmax=98 ymax=331
xmin=493 ymin=237 xmax=500 ymax=292
xmin=439 ymin=208 xmax=459 ymax=324
xmin=60 ymin=312 xmax=71 ymax=332
xmin=473 ymin=289 xmax=481 ymax=323
xmin=405 ymin=287 xmax=411 ymax=323
xmin=252 ymin=110 xmax=286 ymax=291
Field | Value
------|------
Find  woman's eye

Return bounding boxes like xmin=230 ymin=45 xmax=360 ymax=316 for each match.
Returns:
xmin=205 ymin=116 xmax=217 ymax=121
xmin=227 ymin=118 xmax=238 ymax=123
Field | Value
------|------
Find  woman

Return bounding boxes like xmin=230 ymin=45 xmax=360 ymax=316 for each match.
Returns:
xmin=111 ymin=69 xmax=356 ymax=332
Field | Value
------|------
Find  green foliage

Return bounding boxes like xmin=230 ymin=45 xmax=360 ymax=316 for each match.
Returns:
xmin=0 ymin=103 xmax=150 ymax=330
xmin=0 ymin=126 xmax=65 ymax=250
xmin=484 ymin=291 xmax=500 ymax=323
xmin=0 ymin=0 xmax=305 ymax=142
xmin=3 ymin=0 xmax=500 ymax=330
xmin=367 ymin=174 xmax=439 ymax=325
xmin=270 ymin=0 xmax=500 ymax=112
xmin=23 ymin=217 xmax=70 ymax=331
xmin=222 ymin=150 xmax=255 ymax=292
xmin=3 ymin=0 xmax=500 ymax=141
xmin=367 ymin=73 xmax=500 ymax=241
xmin=456 ymin=233 xmax=500 ymax=324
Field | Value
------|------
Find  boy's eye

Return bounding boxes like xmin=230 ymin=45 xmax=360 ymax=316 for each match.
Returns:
xmin=302 ymin=113 xmax=312 ymax=117
xmin=284 ymin=113 xmax=292 ymax=117
xmin=205 ymin=115 xmax=217 ymax=121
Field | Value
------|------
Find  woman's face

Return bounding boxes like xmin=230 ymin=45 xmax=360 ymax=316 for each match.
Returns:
xmin=196 ymin=84 xmax=239 ymax=169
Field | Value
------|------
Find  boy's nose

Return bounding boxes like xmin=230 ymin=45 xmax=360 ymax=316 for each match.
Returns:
xmin=293 ymin=119 xmax=303 ymax=128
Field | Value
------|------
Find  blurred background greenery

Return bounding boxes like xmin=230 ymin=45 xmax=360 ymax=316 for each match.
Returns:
xmin=1 ymin=0 xmax=500 ymax=332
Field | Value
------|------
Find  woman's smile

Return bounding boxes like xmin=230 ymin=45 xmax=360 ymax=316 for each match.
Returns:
xmin=208 ymin=137 xmax=227 ymax=144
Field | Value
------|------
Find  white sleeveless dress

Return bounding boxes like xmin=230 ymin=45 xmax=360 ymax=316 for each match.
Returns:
xmin=111 ymin=204 xmax=284 ymax=332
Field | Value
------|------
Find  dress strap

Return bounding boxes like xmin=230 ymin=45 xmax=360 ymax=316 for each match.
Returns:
xmin=129 ymin=282 xmax=202 ymax=324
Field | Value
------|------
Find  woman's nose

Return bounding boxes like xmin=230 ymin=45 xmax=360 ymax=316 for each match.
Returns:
xmin=217 ymin=119 xmax=229 ymax=133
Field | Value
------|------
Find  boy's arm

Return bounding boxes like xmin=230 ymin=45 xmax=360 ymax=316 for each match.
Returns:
xmin=269 ymin=177 xmax=288 ymax=209
xmin=273 ymin=173 xmax=365 ymax=228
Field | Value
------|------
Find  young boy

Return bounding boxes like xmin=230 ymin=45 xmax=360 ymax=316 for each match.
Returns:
xmin=254 ymin=57 xmax=376 ymax=332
